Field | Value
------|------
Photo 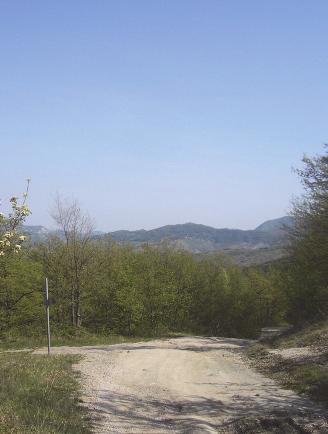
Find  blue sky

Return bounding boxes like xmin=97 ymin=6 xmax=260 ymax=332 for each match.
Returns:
xmin=1 ymin=1 xmax=327 ymax=231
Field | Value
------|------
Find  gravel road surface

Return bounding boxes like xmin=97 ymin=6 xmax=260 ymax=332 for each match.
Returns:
xmin=34 ymin=337 xmax=324 ymax=433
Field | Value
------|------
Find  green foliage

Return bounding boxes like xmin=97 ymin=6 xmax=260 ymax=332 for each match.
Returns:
xmin=0 ymin=253 xmax=43 ymax=334
xmin=292 ymin=365 xmax=328 ymax=402
xmin=0 ymin=231 xmax=290 ymax=340
xmin=25 ymin=239 xmax=285 ymax=339
xmin=287 ymin=146 xmax=328 ymax=323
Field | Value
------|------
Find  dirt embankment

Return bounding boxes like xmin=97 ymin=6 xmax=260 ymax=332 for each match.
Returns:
xmin=35 ymin=337 xmax=327 ymax=433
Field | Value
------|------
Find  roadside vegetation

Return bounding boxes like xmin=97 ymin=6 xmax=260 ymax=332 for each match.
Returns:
xmin=245 ymin=147 xmax=328 ymax=410
xmin=0 ymin=330 xmax=149 ymax=350
xmin=273 ymin=319 xmax=328 ymax=350
xmin=0 ymin=352 xmax=90 ymax=434
xmin=247 ymin=321 xmax=328 ymax=406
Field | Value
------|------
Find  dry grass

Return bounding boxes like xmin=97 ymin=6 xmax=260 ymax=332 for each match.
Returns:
xmin=273 ymin=320 xmax=328 ymax=350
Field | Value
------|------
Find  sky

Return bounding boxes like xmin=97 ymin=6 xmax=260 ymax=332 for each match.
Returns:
xmin=1 ymin=1 xmax=327 ymax=231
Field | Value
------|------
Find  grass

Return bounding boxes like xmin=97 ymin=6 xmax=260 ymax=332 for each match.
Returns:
xmin=247 ymin=333 xmax=328 ymax=405
xmin=0 ymin=329 xmax=159 ymax=433
xmin=0 ymin=329 xmax=150 ymax=350
xmin=247 ymin=320 xmax=328 ymax=407
xmin=246 ymin=342 xmax=269 ymax=358
xmin=0 ymin=352 xmax=91 ymax=434
xmin=273 ymin=319 xmax=328 ymax=349
xmin=0 ymin=329 xmax=181 ymax=433
xmin=0 ymin=325 xmax=190 ymax=350
xmin=287 ymin=364 xmax=328 ymax=402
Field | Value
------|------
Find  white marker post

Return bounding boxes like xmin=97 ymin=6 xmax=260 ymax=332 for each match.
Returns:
xmin=45 ymin=277 xmax=51 ymax=355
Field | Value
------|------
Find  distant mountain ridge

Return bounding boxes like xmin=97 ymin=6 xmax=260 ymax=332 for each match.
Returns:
xmin=107 ymin=216 xmax=293 ymax=253
xmin=255 ymin=216 xmax=294 ymax=233
xmin=23 ymin=216 xmax=294 ymax=254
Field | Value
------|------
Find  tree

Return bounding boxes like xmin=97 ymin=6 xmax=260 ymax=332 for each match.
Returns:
xmin=51 ymin=196 xmax=94 ymax=327
xmin=0 ymin=181 xmax=39 ymax=334
xmin=0 ymin=253 xmax=43 ymax=334
xmin=0 ymin=180 xmax=31 ymax=256
xmin=288 ymin=146 xmax=328 ymax=321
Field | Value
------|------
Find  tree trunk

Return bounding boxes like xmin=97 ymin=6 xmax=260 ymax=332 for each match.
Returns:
xmin=71 ymin=288 xmax=76 ymax=327
xmin=76 ymin=288 xmax=81 ymax=327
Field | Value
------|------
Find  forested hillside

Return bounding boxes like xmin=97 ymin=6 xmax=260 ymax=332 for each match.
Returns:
xmin=108 ymin=218 xmax=291 ymax=249
xmin=0 ymin=241 xmax=286 ymax=338
xmin=1 ymin=149 xmax=328 ymax=342
xmin=24 ymin=216 xmax=293 ymax=252
xmin=23 ymin=216 xmax=293 ymax=266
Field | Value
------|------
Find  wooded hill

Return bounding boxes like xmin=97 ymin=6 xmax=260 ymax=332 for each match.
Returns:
xmin=108 ymin=216 xmax=294 ymax=250
xmin=23 ymin=216 xmax=293 ymax=266
xmin=25 ymin=216 xmax=294 ymax=251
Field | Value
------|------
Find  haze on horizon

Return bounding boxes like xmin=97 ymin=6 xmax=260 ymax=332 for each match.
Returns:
xmin=1 ymin=1 xmax=328 ymax=232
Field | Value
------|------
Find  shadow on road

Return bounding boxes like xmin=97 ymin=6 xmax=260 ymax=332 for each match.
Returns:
xmin=87 ymin=386 xmax=322 ymax=433
xmin=82 ymin=337 xmax=251 ymax=354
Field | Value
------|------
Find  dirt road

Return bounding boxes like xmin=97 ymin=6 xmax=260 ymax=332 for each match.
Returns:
xmin=35 ymin=337 xmax=325 ymax=433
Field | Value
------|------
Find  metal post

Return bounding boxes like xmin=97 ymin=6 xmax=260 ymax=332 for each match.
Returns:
xmin=45 ymin=277 xmax=51 ymax=355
